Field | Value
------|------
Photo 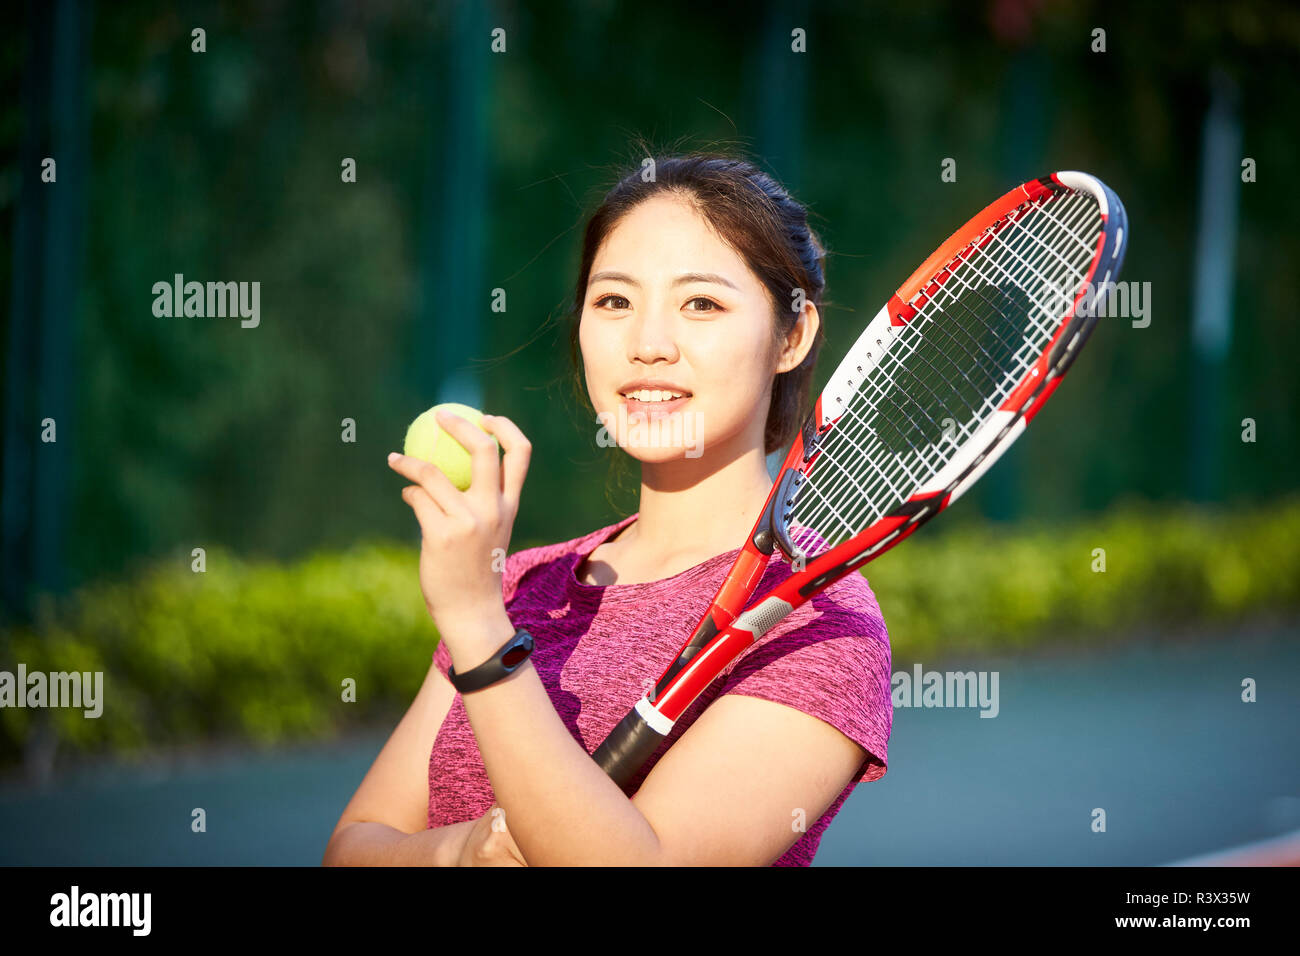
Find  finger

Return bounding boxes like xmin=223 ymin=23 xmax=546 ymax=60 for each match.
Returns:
xmin=436 ymin=410 xmax=503 ymax=508
xmin=400 ymin=484 xmax=446 ymax=534
xmin=480 ymin=415 xmax=531 ymax=512
xmin=388 ymin=451 xmax=470 ymax=517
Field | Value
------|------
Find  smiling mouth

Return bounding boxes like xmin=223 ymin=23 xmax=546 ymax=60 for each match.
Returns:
xmin=618 ymin=389 xmax=691 ymax=420
xmin=620 ymin=388 xmax=690 ymax=404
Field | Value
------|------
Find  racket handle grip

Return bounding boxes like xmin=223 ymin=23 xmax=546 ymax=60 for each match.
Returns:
xmin=591 ymin=699 xmax=671 ymax=792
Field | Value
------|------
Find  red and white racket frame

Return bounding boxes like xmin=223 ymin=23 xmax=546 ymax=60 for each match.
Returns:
xmin=592 ymin=171 xmax=1128 ymax=790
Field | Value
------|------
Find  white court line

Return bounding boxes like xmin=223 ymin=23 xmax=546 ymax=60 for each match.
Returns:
xmin=1164 ymin=826 xmax=1300 ymax=866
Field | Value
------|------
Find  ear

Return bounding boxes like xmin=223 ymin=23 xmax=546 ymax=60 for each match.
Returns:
xmin=774 ymin=301 xmax=821 ymax=374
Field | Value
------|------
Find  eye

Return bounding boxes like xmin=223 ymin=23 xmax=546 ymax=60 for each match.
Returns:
xmin=685 ymin=296 xmax=721 ymax=314
xmin=594 ymin=293 xmax=631 ymax=310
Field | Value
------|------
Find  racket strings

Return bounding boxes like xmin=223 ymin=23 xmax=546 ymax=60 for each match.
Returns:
xmin=786 ymin=189 xmax=1102 ymax=556
xmin=794 ymin=191 xmax=1099 ymax=549
xmin=803 ymin=192 xmax=1098 ymax=545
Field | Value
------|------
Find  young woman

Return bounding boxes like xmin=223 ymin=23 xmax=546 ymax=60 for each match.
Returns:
xmin=324 ymin=154 xmax=892 ymax=867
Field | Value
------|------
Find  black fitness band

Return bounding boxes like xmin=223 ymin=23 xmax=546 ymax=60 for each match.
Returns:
xmin=447 ymin=629 xmax=534 ymax=693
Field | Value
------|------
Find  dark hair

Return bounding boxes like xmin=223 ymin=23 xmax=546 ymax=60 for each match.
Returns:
xmin=568 ymin=153 xmax=827 ymax=456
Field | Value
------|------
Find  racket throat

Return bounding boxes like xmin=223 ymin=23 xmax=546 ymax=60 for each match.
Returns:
xmin=650 ymin=470 xmax=806 ymax=703
xmin=650 ymin=461 xmax=811 ymax=705
xmin=757 ymin=466 xmax=807 ymax=564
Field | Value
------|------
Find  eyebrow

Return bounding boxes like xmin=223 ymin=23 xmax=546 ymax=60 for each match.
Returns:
xmin=588 ymin=271 xmax=740 ymax=291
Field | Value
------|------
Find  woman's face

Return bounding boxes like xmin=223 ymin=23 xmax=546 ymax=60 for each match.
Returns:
xmin=579 ymin=195 xmax=788 ymax=465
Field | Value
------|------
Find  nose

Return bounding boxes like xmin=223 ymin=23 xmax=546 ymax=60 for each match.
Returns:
xmin=628 ymin=304 xmax=679 ymax=366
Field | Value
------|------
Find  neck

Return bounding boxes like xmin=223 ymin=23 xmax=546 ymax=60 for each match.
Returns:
xmin=628 ymin=431 xmax=776 ymax=560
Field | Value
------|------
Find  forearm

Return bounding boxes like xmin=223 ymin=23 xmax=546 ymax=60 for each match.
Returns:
xmin=446 ymin=612 xmax=666 ymax=866
xmin=323 ymin=820 xmax=471 ymax=866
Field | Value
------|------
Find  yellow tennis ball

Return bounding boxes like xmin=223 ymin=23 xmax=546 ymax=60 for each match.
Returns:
xmin=403 ymin=403 xmax=497 ymax=491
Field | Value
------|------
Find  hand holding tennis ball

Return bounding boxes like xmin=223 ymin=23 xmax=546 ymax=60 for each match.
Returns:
xmin=389 ymin=406 xmax=531 ymax=643
xmin=403 ymin=403 xmax=499 ymax=490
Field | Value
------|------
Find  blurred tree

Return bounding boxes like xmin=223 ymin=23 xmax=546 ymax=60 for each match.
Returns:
xmin=0 ymin=0 xmax=1295 ymax=592
xmin=2 ymin=0 xmax=89 ymax=622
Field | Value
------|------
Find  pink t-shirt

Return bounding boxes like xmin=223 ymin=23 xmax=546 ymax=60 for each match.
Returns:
xmin=428 ymin=513 xmax=893 ymax=866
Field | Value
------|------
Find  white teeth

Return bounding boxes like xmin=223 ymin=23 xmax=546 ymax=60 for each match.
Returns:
xmin=625 ymin=388 xmax=684 ymax=403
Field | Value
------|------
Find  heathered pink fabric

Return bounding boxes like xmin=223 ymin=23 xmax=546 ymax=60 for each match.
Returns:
xmin=427 ymin=513 xmax=893 ymax=866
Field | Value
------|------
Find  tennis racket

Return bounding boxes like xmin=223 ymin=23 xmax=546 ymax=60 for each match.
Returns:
xmin=591 ymin=170 xmax=1129 ymax=790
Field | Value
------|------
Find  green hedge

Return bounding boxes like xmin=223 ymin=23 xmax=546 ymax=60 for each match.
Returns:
xmin=865 ymin=498 xmax=1300 ymax=661
xmin=1 ymin=544 xmax=435 ymax=766
xmin=2 ymin=499 xmax=1298 ymax=767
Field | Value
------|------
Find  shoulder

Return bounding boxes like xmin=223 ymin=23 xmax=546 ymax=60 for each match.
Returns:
xmin=809 ymin=568 xmax=889 ymax=643
xmin=720 ymin=570 xmax=890 ymax=687
xmin=742 ymin=561 xmax=889 ymax=656
xmin=714 ymin=567 xmax=893 ymax=784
